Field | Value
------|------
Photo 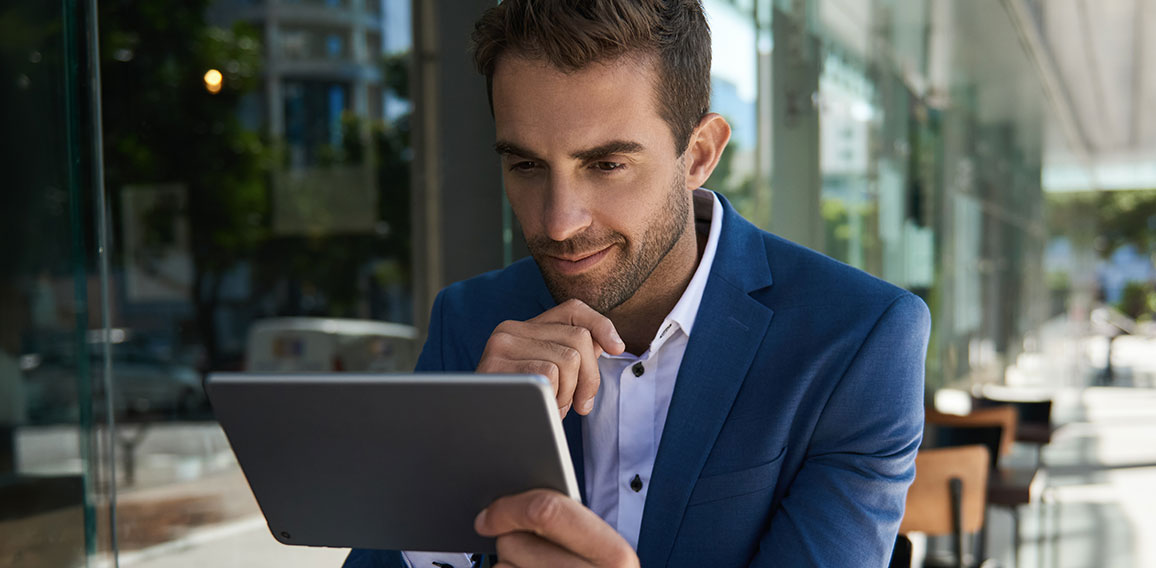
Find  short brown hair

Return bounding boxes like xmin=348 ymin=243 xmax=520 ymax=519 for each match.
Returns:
xmin=472 ymin=0 xmax=712 ymax=154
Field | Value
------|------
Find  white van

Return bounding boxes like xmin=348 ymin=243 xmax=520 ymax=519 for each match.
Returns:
xmin=244 ymin=318 xmax=419 ymax=373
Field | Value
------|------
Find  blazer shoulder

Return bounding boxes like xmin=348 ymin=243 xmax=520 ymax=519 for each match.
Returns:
xmin=421 ymin=257 xmax=550 ymax=371
xmin=437 ymin=256 xmax=547 ymax=317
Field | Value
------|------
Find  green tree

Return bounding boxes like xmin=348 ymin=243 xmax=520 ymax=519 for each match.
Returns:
xmin=251 ymin=50 xmax=414 ymax=321
xmin=1047 ymin=189 xmax=1156 ymax=255
xmin=98 ymin=0 xmax=269 ymax=366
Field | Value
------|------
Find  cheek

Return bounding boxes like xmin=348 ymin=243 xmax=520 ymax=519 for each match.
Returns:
xmin=504 ymin=183 xmax=543 ymax=230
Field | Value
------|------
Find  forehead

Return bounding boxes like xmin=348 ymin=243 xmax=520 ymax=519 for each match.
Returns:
xmin=491 ymin=55 xmax=675 ymax=155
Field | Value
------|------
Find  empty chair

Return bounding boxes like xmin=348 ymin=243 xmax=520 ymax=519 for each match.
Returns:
xmin=926 ymin=406 xmax=1018 ymax=459
xmin=924 ymin=405 xmax=1035 ymax=568
xmin=892 ymin=445 xmax=990 ymax=568
xmin=971 ymin=396 xmax=1054 ymax=466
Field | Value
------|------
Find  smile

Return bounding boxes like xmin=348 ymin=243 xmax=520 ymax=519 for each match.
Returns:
xmin=547 ymin=245 xmax=613 ymax=275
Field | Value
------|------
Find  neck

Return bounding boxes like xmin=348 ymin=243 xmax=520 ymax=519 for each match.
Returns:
xmin=607 ymin=219 xmax=706 ymax=356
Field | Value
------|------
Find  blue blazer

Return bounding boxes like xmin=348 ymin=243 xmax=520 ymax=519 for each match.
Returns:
xmin=345 ymin=193 xmax=929 ymax=567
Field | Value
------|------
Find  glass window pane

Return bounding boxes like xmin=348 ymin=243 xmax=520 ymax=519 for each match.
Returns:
xmin=1 ymin=0 xmax=106 ymax=563
xmin=87 ymin=0 xmax=415 ymax=562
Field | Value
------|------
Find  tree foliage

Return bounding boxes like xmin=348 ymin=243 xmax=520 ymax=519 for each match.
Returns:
xmin=1047 ymin=189 xmax=1156 ymax=256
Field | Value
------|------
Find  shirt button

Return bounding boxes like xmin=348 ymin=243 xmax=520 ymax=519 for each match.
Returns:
xmin=630 ymin=474 xmax=643 ymax=492
xmin=632 ymin=362 xmax=645 ymax=377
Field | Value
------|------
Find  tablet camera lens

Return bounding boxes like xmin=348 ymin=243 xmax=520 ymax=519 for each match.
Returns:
xmin=280 ymin=531 xmax=292 ymax=539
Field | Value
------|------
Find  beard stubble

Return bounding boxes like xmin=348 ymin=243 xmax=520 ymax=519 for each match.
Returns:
xmin=528 ymin=171 xmax=691 ymax=314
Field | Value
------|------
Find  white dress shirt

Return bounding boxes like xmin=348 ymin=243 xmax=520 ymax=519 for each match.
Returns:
xmin=402 ymin=190 xmax=723 ymax=567
xmin=582 ymin=189 xmax=723 ymax=550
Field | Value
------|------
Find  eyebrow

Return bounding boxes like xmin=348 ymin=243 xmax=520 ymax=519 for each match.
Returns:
xmin=493 ymin=140 xmax=646 ymax=162
xmin=572 ymin=140 xmax=645 ymax=162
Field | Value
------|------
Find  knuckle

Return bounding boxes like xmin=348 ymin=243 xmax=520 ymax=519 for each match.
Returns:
xmin=494 ymin=320 xmax=519 ymax=333
xmin=585 ymin=372 xmax=602 ymax=391
xmin=531 ymin=361 xmax=559 ymax=381
xmin=570 ymin=325 xmax=592 ymax=343
xmin=524 ymin=491 xmax=562 ymax=527
xmin=489 ymin=330 xmax=515 ymax=349
xmin=560 ymin=345 xmax=581 ymax=364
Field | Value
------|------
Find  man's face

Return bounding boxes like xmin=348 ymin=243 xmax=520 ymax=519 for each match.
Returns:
xmin=492 ymin=55 xmax=693 ymax=314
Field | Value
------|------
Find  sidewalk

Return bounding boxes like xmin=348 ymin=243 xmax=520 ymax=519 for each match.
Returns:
xmin=96 ymin=468 xmax=350 ymax=568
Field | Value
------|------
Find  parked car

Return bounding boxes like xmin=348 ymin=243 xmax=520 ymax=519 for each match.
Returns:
xmin=244 ymin=317 xmax=418 ymax=373
xmin=22 ymin=329 xmax=207 ymax=424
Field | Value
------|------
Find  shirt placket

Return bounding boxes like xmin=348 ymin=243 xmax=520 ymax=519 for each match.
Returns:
xmin=617 ymin=352 xmax=657 ymax=550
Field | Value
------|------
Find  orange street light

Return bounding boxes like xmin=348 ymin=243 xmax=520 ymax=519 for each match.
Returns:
xmin=204 ymin=69 xmax=223 ymax=94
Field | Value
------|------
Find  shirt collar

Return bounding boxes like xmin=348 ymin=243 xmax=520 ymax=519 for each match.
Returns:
xmin=663 ymin=189 xmax=723 ymax=339
xmin=606 ymin=189 xmax=724 ymax=358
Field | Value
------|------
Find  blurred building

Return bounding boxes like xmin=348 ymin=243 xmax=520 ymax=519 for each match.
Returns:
xmin=207 ymin=0 xmax=411 ymax=165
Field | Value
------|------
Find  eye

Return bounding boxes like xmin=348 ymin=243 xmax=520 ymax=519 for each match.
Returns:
xmin=593 ymin=161 xmax=624 ymax=172
xmin=509 ymin=160 xmax=539 ymax=173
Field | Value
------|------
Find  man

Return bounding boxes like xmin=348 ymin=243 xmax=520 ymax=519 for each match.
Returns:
xmin=346 ymin=0 xmax=928 ymax=566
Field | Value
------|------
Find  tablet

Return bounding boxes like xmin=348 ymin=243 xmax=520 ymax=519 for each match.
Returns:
xmin=205 ymin=372 xmax=580 ymax=553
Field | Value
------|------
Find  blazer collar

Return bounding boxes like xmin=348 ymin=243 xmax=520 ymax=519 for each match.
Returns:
xmin=636 ymin=192 xmax=775 ymax=565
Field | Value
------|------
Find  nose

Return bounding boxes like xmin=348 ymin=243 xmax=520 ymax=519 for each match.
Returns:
xmin=542 ymin=173 xmax=592 ymax=242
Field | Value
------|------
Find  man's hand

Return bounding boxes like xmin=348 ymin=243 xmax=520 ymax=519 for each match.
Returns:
xmin=476 ymin=299 xmax=625 ymax=417
xmin=475 ymin=489 xmax=640 ymax=568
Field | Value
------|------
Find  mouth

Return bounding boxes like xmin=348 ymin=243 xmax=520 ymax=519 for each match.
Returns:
xmin=546 ymin=245 xmax=614 ymax=276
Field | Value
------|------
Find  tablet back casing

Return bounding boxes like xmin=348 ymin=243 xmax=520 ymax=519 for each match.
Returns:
xmin=206 ymin=373 xmax=580 ymax=553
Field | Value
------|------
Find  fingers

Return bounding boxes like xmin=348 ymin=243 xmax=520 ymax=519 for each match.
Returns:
xmin=492 ymin=532 xmax=589 ymax=568
xmin=477 ymin=299 xmax=622 ymax=418
xmin=476 ymin=490 xmax=638 ymax=567
xmin=531 ymin=299 xmax=626 ymax=357
xmin=478 ymin=327 xmax=581 ymax=413
xmin=479 ymin=310 xmax=610 ymax=416
xmin=522 ymin=323 xmax=600 ymax=414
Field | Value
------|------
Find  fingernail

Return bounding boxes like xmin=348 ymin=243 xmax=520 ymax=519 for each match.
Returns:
xmin=474 ymin=508 xmax=488 ymax=531
xmin=559 ymin=404 xmax=571 ymax=417
xmin=580 ymin=398 xmax=594 ymax=414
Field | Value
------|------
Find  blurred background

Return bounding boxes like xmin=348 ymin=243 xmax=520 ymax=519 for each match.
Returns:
xmin=1 ymin=0 xmax=1154 ymax=566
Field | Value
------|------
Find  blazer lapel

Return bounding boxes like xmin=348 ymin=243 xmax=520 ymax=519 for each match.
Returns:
xmin=635 ymin=194 xmax=774 ymax=566
xmin=562 ymin=411 xmax=587 ymax=504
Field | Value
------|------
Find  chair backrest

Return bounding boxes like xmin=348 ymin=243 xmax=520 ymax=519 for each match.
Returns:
xmin=926 ymin=405 xmax=1017 ymax=457
xmin=972 ymin=397 xmax=1053 ymax=442
xmin=924 ymin=424 xmax=1003 ymax=470
xmin=900 ymin=445 xmax=990 ymax=535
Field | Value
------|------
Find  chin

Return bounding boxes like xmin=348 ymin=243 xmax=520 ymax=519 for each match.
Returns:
xmin=542 ymin=277 xmax=612 ymax=313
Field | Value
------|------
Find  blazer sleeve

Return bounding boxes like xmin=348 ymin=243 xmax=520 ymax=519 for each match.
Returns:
xmin=751 ymin=293 xmax=929 ymax=567
xmin=414 ymin=289 xmax=449 ymax=372
xmin=341 ymin=549 xmax=409 ymax=568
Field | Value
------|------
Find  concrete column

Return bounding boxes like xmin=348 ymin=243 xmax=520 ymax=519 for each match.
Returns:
xmin=264 ymin=12 xmax=284 ymax=138
xmin=770 ymin=3 xmax=823 ymax=250
xmin=410 ymin=0 xmax=505 ymax=335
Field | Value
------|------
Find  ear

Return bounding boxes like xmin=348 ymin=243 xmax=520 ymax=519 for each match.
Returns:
xmin=683 ymin=113 xmax=732 ymax=190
